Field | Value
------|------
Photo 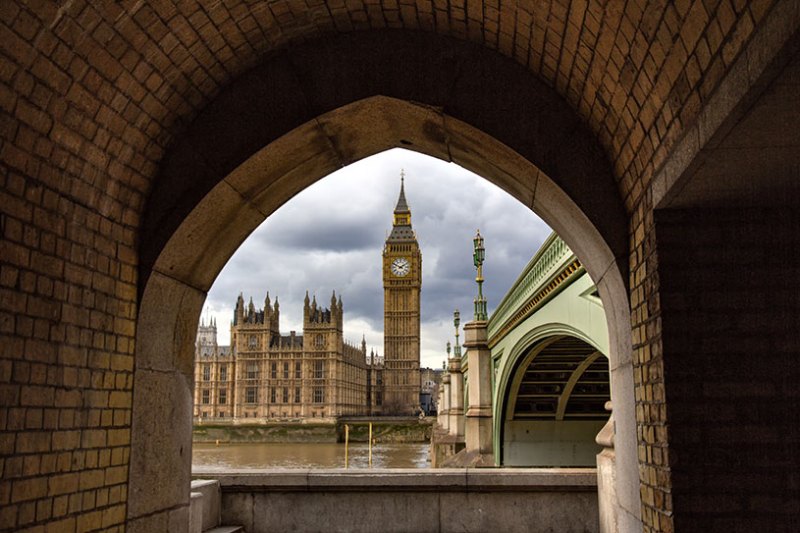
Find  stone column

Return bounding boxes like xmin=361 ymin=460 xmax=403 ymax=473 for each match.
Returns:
xmin=596 ymin=401 xmax=619 ymax=533
xmin=462 ymin=320 xmax=493 ymax=461
xmin=439 ymin=374 xmax=450 ymax=432
xmin=447 ymin=357 xmax=464 ymax=439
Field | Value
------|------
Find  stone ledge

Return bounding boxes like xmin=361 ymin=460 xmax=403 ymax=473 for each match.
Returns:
xmin=192 ymin=468 xmax=597 ymax=493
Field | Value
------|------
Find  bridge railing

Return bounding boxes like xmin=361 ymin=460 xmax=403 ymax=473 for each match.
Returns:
xmin=488 ymin=232 xmax=575 ymax=339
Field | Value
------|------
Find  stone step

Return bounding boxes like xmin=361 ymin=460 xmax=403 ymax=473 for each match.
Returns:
xmin=205 ymin=527 xmax=245 ymax=533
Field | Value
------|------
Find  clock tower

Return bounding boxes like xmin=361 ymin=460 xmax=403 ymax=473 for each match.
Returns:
xmin=383 ymin=173 xmax=422 ymax=415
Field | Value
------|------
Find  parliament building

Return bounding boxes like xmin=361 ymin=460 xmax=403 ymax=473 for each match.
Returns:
xmin=193 ymin=177 xmax=422 ymax=420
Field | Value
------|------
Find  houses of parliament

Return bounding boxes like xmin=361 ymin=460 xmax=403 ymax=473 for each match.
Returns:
xmin=193 ymin=177 xmax=422 ymax=419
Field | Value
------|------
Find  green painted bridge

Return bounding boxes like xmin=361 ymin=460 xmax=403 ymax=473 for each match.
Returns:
xmin=484 ymin=233 xmax=611 ymax=466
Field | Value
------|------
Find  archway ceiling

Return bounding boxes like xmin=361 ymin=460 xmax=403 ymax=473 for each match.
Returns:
xmin=4 ymin=0 xmax=771 ymax=232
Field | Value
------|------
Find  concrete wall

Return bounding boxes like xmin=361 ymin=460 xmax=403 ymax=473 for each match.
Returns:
xmin=196 ymin=469 xmax=598 ymax=533
xmin=504 ymin=420 xmax=606 ymax=466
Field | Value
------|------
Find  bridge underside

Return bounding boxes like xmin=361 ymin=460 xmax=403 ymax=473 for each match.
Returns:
xmin=503 ymin=335 xmax=610 ymax=467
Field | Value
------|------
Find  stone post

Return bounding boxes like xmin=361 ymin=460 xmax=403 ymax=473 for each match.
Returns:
xmin=595 ymin=401 xmax=619 ymax=533
xmin=462 ymin=320 xmax=493 ymax=462
xmin=439 ymin=373 xmax=450 ymax=432
xmin=447 ymin=356 xmax=464 ymax=439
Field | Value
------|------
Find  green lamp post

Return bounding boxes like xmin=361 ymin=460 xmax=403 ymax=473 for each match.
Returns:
xmin=453 ymin=309 xmax=461 ymax=357
xmin=473 ymin=230 xmax=487 ymax=321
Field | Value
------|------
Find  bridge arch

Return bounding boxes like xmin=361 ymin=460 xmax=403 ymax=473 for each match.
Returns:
xmin=499 ymin=333 xmax=610 ymax=467
xmin=131 ymin=32 xmax=637 ymax=530
xmin=494 ymin=322 xmax=608 ymax=443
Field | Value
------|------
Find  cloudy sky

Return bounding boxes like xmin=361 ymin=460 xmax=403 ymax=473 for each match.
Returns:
xmin=202 ymin=148 xmax=552 ymax=369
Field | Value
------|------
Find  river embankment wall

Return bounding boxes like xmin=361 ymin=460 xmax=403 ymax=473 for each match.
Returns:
xmin=193 ymin=418 xmax=433 ymax=444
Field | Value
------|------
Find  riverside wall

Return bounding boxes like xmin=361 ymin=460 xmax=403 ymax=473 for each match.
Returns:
xmin=193 ymin=418 xmax=433 ymax=444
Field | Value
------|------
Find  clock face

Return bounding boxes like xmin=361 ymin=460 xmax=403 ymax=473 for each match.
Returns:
xmin=391 ymin=257 xmax=411 ymax=277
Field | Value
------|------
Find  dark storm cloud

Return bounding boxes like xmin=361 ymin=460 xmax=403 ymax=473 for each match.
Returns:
xmin=264 ymin=223 xmax=382 ymax=252
xmin=204 ymin=149 xmax=552 ymax=368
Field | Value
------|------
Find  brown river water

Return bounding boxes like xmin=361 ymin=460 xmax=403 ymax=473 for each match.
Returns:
xmin=192 ymin=442 xmax=431 ymax=471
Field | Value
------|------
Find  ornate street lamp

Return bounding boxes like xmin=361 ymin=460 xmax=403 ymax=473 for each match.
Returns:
xmin=453 ymin=309 xmax=461 ymax=357
xmin=473 ymin=230 xmax=488 ymax=321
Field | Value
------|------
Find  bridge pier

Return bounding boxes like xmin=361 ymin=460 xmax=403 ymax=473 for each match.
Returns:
xmin=447 ymin=356 xmax=465 ymax=440
xmin=462 ymin=321 xmax=494 ymax=466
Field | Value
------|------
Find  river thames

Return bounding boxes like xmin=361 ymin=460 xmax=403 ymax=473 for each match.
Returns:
xmin=192 ymin=442 xmax=431 ymax=471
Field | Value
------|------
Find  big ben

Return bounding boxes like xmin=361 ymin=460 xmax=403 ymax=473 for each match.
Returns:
xmin=383 ymin=173 xmax=422 ymax=415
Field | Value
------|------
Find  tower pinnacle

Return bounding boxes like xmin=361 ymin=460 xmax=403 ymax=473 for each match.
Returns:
xmin=390 ymin=171 xmax=414 ymax=236
xmin=394 ymin=172 xmax=410 ymax=215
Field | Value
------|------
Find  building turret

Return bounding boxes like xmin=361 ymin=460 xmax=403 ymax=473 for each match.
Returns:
xmin=196 ymin=314 xmax=218 ymax=351
xmin=272 ymin=296 xmax=280 ymax=335
xmin=247 ymin=297 xmax=255 ymax=323
xmin=235 ymin=293 xmax=245 ymax=325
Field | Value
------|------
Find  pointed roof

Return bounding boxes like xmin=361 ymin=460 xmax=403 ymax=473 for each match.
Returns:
xmin=394 ymin=173 xmax=410 ymax=214
xmin=388 ymin=171 xmax=416 ymax=242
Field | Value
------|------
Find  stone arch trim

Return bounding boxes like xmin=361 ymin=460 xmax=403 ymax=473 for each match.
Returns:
xmin=132 ymin=91 xmax=638 ymax=528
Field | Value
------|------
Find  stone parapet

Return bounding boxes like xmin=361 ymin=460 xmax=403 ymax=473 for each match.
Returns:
xmin=194 ymin=469 xmax=598 ymax=533
xmin=196 ymin=467 xmax=598 ymax=491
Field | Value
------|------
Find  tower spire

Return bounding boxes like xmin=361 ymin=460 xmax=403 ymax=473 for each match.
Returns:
xmin=390 ymin=171 xmax=414 ymax=234
xmin=394 ymin=170 xmax=410 ymax=214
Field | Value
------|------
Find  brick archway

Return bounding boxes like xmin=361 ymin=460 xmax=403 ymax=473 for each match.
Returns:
xmin=2 ymin=2 xmax=796 ymax=531
xmin=128 ymin=38 xmax=640 ymax=527
xmin=132 ymin=87 xmax=639 ymax=529
xmin=131 ymin=34 xmax=641 ymax=529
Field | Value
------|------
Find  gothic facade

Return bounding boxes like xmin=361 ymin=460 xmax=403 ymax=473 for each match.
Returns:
xmin=193 ymin=176 xmax=424 ymax=421
xmin=193 ymin=292 xmax=384 ymax=421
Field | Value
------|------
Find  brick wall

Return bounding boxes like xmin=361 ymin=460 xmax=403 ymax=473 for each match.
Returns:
xmin=652 ymin=208 xmax=799 ymax=532
xmin=0 ymin=139 xmax=135 ymax=531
